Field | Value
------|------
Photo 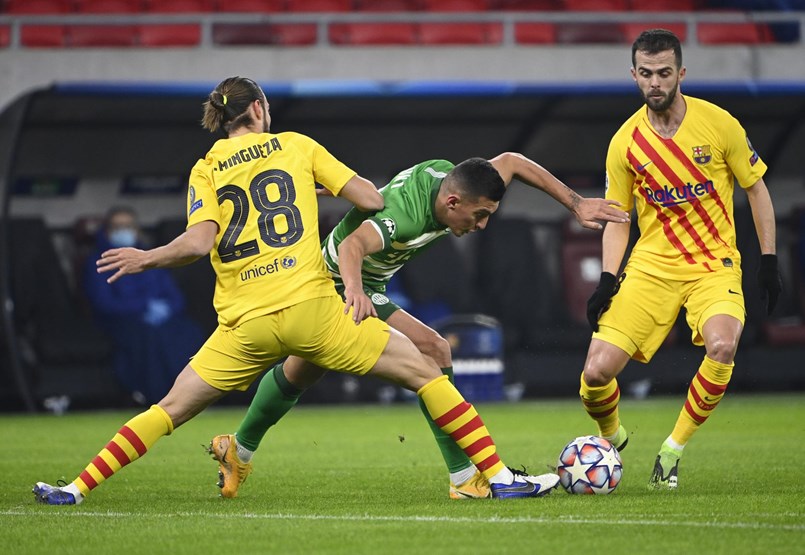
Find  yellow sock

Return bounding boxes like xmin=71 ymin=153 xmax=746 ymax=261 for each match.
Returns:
xmin=73 ymin=405 xmax=173 ymax=497
xmin=579 ymin=372 xmax=621 ymax=438
xmin=418 ymin=375 xmax=505 ymax=481
xmin=671 ymin=356 xmax=732 ymax=446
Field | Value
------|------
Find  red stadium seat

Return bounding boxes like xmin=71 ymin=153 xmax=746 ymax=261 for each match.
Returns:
xmin=20 ymin=25 xmax=69 ymax=46
xmin=557 ymin=22 xmax=624 ymax=43
xmin=629 ymin=0 xmax=697 ymax=10
xmin=562 ymin=0 xmax=627 ymax=9
xmin=621 ymin=22 xmax=688 ymax=43
xmin=145 ymin=0 xmax=215 ymax=12
xmin=213 ymin=23 xmax=318 ymax=45
xmin=75 ymin=0 xmax=143 ymax=13
xmin=68 ymin=24 xmax=139 ymax=46
xmin=355 ymin=0 xmax=423 ymax=10
xmin=330 ymin=22 xmax=418 ymax=44
xmin=139 ymin=24 xmax=201 ymax=46
xmin=7 ymin=0 xmax=74 ymax=13
xmin=215 ymin=0 xmax=285 ymax=11
xmin=514 ymin=22 xmax=556 ymax=44
xmin=269 ymin=23 xmax=319 ymax=44
xmin=418 ymin=22 xmax=502 ymax=44
xmin=286 ymin=0 xmax=352 ymax=11
xmin=697 ymin=23 xmax=774 ymax=45
xmin=422 ymin=0 xmax=489 ymax=10
xmin=0 ymin=26 xmax=9 ymax=47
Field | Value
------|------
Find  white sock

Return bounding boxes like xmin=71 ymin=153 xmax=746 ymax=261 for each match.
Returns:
xmin=449 ymin=465 xmax=477 ymax=486
xmin=234 ymin=436 xmax=254 ymax=463
xmin=64 ymin=482 xmax=84 ymax=503
xmin=664 ymin=436 xmax=685 ymax=453
xmin=488 ymin=466 xmax=515 ymax=485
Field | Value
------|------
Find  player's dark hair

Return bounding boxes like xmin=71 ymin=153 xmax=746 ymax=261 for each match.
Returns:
xmin=631 ymin=29 xmax=682 ymax=69
xmin=445 ymin=157 xmax=506 ymax=202
xmin=202 ymin=76 xmax=264 ymax=134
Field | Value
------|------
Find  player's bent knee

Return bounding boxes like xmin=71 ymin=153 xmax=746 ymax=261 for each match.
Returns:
xmin=367 ymin=330 xmax=441 ymax=389
xmin=582 ymin=366 xmax=613 ymax=388
xmin=706 ymin=335 xmax=740 ymax=363
xmin=417 ymin=332 xmax=451 ymax=367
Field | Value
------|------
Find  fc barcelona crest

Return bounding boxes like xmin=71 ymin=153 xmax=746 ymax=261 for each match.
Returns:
xmin=692 ymin=145 xmax=712 ymax=165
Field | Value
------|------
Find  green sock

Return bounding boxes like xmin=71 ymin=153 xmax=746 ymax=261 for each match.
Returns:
xmin=235 ymin=362 xmax=303 ymax=452
xmin=417 ymin=366 xmax=474 ymax=474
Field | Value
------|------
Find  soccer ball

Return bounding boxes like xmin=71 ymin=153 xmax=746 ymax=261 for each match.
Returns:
xmin=557 ymin=435 xmax=623 ymax=494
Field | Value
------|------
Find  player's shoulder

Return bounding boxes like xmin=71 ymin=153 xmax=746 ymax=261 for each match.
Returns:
xmin=271 ymin=130 xmax=312 ymax=145
xmin=685 ymin=95 xmax=730 ymax=117
xmin=412 ymin=159 xmax=455 ymax=178
xmin=685 ymin=96 xmax=741 ymax=136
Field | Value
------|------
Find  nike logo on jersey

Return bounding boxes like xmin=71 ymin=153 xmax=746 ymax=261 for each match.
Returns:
xmin=728 ymin=289 xmax=740 ymax=295
xmin=637 ymin=161 xmax=653 ymax=171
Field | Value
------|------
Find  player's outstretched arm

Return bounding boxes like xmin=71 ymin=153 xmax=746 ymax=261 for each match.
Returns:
xmin=338 ymin=223 xmax=384 ymax=324
xmin=489 ymin=152 xmax=629 ymax=230
xmin=337 ymin=175 xmax=384 ymax=212
xmin=97 ymin=220 xmax=218 ymax=284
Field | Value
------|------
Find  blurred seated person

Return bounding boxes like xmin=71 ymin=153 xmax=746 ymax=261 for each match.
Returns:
xmin=83 ymin=207 xmax=204 ymax=404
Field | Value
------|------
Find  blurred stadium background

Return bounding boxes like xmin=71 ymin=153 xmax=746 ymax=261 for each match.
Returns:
xmin=1 ymin=0 xmax=804 ymax=413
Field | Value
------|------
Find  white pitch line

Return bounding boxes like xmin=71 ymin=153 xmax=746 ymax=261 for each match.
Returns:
xmin=2 ymin=510 xmax=804 ymax=532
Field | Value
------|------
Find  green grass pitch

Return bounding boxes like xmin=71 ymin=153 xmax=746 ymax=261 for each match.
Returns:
xmin=2 ymin=394 xmax=803 ymax=554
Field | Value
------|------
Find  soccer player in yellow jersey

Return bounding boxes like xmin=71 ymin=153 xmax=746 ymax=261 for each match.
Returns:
xmin=33 ymin=76 xmax=560 ymax=505
xmin=581 ymin=30 xmax=783 ymax=490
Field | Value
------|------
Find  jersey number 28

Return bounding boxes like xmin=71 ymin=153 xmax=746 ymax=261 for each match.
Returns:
xmin=216 ymin=169 xmax=303 ymax=263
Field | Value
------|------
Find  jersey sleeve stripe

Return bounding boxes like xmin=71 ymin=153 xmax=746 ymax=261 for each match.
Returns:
xmin=632 ymin=131 xmax=719 ymax=261
xmin=365 ymin=219 xmax=388 ymax=250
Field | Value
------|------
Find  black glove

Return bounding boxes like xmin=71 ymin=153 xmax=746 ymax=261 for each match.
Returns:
xmin=587 ymin=272 xmax=618 ymax=332
xmin=757 ymin=254 xmax=783 ymax=315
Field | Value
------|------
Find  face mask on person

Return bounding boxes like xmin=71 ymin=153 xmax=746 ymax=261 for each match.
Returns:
xmin=108 ymin=228 xmax=137 ymax=248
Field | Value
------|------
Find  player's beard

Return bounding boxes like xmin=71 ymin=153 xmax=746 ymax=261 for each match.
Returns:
xmin=641 ymin=81 xmax=678 ymax=113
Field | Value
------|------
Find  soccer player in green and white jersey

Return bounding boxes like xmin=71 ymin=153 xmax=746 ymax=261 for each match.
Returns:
xmin=209 ymin=153 xmax=629 ymax=499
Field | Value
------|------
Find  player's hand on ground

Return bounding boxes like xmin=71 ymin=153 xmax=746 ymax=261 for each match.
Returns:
xmin=575 ymin=198 xmax=629 ymax=230
xmin=96 ymin=247 xmax=150 ymax=283
xmin=343 ymin=287 xmax=377 ymax=324
xmin=586 ymin=272 xmax=618 ymax=332
xmin=757 ymin=254 xmax=783 ymax=315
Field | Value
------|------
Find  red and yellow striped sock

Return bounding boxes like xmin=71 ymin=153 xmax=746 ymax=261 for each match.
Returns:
xmin=73 ymin=405 xmax=174 ymax=497
xmin=418 ymin=375 xmax=505 ymax=481
xmin=579 ymin=372 xmax=621 ymax=438
xmin=671 ymin=356 xmax=732 ymax=446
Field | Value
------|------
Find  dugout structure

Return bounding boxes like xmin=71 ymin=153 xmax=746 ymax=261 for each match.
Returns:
xmin=1 ymin=81 xmax=805 ymax=411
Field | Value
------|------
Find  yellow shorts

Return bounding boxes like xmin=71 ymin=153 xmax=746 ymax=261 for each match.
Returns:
xmin=594 ymin=265 xmax=745 ymax=363
xmin=190 ymin=294 xmax=390 ymax=391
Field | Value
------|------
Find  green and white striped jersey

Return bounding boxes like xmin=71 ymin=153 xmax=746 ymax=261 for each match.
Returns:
xmin=322 ymin=159 xmax=453 ymax=291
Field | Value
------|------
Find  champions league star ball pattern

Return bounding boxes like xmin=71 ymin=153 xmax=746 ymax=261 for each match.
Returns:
xmin=557 ymin=436 xmax=623 ymax=494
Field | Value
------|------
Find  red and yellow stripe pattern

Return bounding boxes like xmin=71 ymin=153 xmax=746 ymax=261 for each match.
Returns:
xmin=579 ymin=375 xmax=621 ymax=438
xmin=419 ymin=376 xmax=505 ymax=479
xmin=672 ymin=356 xmax=733 ymax=445
xmin=74 ymin=405 xmax=173 ymax=496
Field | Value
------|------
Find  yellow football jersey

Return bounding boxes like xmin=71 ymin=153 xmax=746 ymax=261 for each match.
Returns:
xmin=186 ymin=131 xmax=356 ymax=329
xmin=606 ymin=95 xmax=767 ymax=279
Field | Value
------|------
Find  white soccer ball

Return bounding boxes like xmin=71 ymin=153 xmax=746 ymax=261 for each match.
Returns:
xmin=557 ymin=435 xmax=623 ymax=494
